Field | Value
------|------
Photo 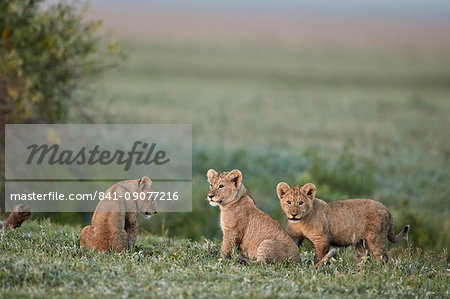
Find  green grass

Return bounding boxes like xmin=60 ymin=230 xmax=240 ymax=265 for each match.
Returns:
xmin=0 ymin=220 xmax=448 ymax=298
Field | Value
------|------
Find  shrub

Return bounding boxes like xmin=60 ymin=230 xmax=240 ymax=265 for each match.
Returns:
xmin=0 ymin=0 xmax=121 ymax=124
xmin=296 ymin=146 xmax=375 ymax=200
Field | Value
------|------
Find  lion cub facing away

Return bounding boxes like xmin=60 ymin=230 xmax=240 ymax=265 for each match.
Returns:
xmin=80 ymin=177 xmax=157 ymax=252
xmin=207 ymin=169 xmax=300 ymax=263
xmin=277 ymin=182 xmax=410 ymax=266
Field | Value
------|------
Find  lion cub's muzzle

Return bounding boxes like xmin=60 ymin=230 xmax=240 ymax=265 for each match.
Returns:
xmin=288 ymin=214 xmax=303 ymax=223
xmin=207 ymin=194 xmax=222 ymax=205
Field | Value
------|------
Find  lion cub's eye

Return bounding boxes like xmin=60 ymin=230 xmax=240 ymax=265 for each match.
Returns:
xmin=299 ymin=202 xmax=303 ymax=206
xmin=287 ymin=201 xmax=291 ymax=206
xmin=218 ymin=184 xmax=224 ymax=189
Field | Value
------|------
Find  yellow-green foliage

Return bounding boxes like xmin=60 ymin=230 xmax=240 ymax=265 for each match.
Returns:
xmin=0 ymin=0 xmax=120 ymax=123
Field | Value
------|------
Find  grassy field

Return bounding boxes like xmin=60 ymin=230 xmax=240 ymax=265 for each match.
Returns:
xmin=80 ymin=40 xmax=450 ymax=251
xmin=2 ymin=3 xmax=450 ymax=298
xmin=8 ymin=34 xmax=448 ymax=298
xmin=0 ymin=220 xmax=448 ymax=298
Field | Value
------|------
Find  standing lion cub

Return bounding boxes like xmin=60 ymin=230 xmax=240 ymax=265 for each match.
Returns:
xmin=80 ymin=177 xmax=157 ymax=252
xmin=277 ymin=182 xmax=410 ymax=266
xmin=207 ymin=169 xmax=300 ymax=263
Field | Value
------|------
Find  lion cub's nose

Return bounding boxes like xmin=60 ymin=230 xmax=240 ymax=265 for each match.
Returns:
xmin=208 ymin=194 xmax=215 ymax=199
xmin=291 ymin=213 xmax=298 ymax=216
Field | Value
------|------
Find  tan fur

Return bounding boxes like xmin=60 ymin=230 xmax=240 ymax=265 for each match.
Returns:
xmin=207 ymin=169 xmax=300 ymax=263
xmin=80 ymin=177 xmax=157 ymax=252
xmin=277 ymin=182 xmax=410 ymax=265
xmin=3 ymin=204 xmax=31 ymax=229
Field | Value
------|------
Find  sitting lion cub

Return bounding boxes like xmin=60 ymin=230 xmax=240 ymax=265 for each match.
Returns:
xmin=207 ymin=169 xmax=300 ymax=263
xmin=277 ymin=182 xmax=410 ymax=266
xmin=80 ymin=177 xmax=157 ymax=252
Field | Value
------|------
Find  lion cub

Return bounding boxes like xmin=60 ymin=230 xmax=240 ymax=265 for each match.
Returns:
xmin=80 ymin=177 xmax=157 ymax=252
xmin=277 ymin=182 xmax=410 ymax=266
xmin=207 ymin=169 xmax=300 ymax=263
xmin=2 ymin=204 xmax=31 ymax=229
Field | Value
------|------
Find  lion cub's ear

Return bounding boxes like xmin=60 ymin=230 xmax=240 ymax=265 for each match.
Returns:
xmin=302 ymin=183 xmax=316 ymax=199
xmin=138 ymin=176 xmax=152 ymax=191
xmin=227 ymin=169 xmax=242 ymax=188
xmin=207 ymin=169 xmax=218 ymax=182
xmin=276 ymin=182 xmax=290 ymax=200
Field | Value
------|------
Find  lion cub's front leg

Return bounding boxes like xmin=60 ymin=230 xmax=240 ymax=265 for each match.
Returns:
xmin=108 ymin=213 xmax=128 ymax=252
xmin=221 ymin=229 xmax=240 ymax=258
xmin=312 ymin=236 xmax=331 ymax=266
xmin=315 ymin=248 xmax=338 ymax=267
xmin=125 ymin=212 xmax=138 ymax=250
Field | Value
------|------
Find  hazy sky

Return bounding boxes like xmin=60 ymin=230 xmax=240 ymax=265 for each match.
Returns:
xmin=91 ymin=0 xmax=450 ymax=23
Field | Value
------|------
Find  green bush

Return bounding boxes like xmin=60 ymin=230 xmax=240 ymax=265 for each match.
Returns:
xmin=296 ymin=146 xmax=375 ymax=200
xmin=0 ymin=0 xmax=121 ymax=123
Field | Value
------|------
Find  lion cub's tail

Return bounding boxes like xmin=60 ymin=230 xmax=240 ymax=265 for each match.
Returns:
xmin=388 ymin=224 xmax=410 ymax=243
